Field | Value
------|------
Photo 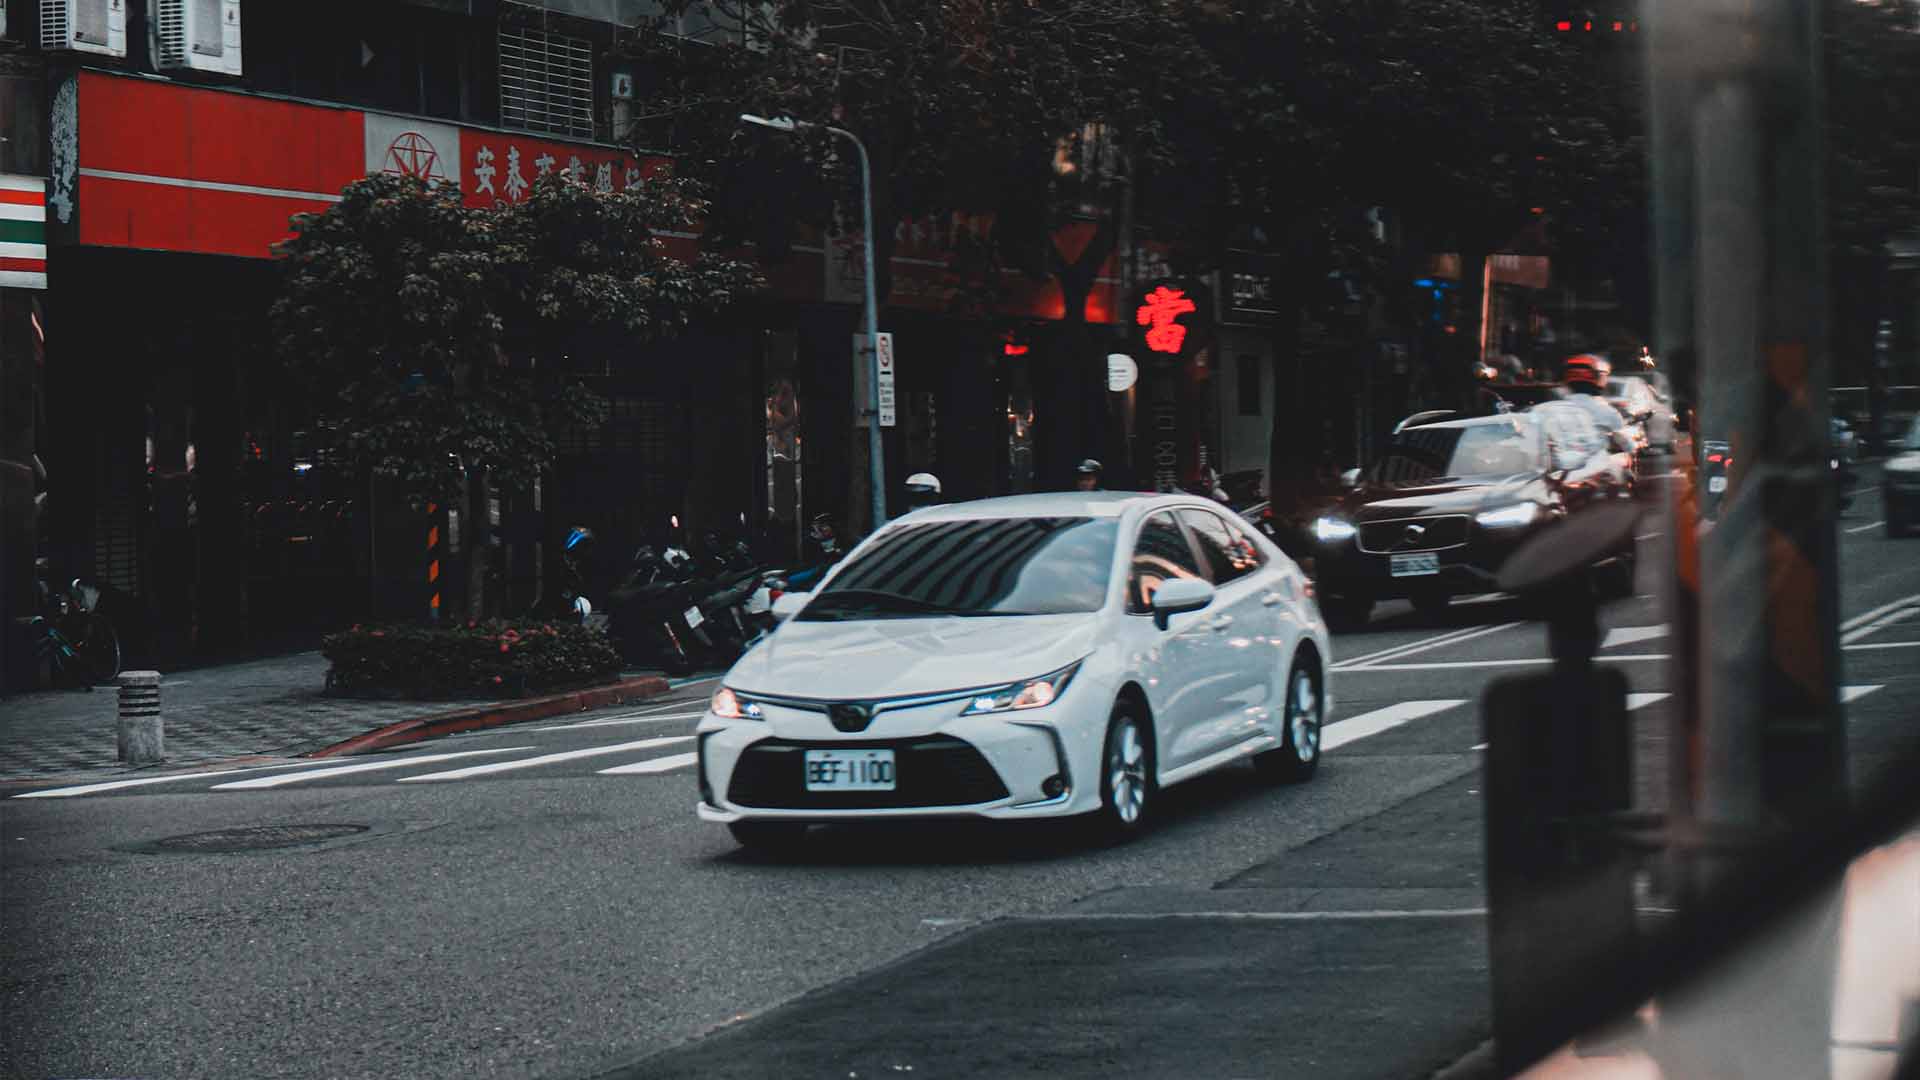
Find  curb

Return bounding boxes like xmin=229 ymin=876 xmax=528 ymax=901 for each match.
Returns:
xmin=306 ymin=675 xmax=674 ymax=758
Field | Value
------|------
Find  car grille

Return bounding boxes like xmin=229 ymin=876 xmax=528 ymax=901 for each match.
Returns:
xmin=726 ymin=736 xmax=1009 ymax=810
xmin=1358 ymin=515 xmax=1472 ymax=554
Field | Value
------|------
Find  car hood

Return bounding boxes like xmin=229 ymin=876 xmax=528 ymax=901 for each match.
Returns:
xmin=1346 ymin=475 xmax=1541 ymax=520
xmin=726 ymin=613 xmax=1101 ymax=701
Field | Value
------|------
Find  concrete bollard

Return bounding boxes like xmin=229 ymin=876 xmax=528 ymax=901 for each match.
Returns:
xmin=117 ymin=671 xmax=164 ymax=765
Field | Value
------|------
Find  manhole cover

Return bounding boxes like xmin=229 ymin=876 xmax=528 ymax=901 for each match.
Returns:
xmin=152 ymin=824 xmax=369 ymax=852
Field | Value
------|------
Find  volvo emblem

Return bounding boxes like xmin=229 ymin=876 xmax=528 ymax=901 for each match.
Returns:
xmin=1402 ymin=523 xmax=1427 ymax=547
xmin=829 ymin=703 xmax=873 ymax=733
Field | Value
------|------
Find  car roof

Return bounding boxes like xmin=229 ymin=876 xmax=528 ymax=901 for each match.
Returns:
xmin=895 ymin=491 xmax=1214 ymax=521
xmin=1400 ymin=412 xmax=1538 ymax=433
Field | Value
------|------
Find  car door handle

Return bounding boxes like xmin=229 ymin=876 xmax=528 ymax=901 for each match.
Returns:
xmin=1209 ymin=615 xmax=1234 ymax=632
xmin=1261 ymin=592 xmax=1286 ymax=607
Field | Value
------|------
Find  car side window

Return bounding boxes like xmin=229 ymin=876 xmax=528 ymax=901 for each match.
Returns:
xmin=1128 ymin=512 xmax=1204 ymax=613
xmin=1179 ymin=509 xmax=1264 ymax=586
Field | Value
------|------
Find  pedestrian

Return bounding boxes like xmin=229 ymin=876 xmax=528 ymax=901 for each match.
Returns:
xmin=1074 ymin=458 xmax=1104 ymax=492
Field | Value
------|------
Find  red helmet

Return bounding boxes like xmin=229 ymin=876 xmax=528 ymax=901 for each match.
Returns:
xmin=1563 ymin=354 xmax=1605 ymax=387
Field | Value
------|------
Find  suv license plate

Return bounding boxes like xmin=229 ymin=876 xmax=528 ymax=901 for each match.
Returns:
xmin=1390 ymin=552 xmax=1441 ymax=577
xmin=804 ymin=749 xmax=896 ymax=791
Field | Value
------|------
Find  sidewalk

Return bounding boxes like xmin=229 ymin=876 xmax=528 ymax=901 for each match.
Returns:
xmin=0 ymin=652 xmax=671 ymax=782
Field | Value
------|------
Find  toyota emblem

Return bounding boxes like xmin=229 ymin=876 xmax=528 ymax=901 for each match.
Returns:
xmin=829 ymin=703 xmax=873 ymax=733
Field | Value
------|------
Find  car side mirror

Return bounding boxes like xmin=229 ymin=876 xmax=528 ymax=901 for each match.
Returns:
xmin=1150 ymin=578 xmax=1215 ymax=630
xmin=1339 ymin=467 xmax=1362 ymax=490
xmin=771 ymin=592 xmax=808 ymax=622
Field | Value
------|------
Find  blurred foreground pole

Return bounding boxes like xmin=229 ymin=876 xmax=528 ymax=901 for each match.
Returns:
xmin=1648 ymin=0 xmax=1844 ymax=1074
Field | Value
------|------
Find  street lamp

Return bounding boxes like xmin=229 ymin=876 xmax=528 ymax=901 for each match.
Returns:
xmin=739 ymin=113 xmax=887 ymax=533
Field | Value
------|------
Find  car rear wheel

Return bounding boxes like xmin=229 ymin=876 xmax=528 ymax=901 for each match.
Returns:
xmin=1254 ymin=656 xmax=1322 ymax=784
xmin=1322 ymin=596 xmax=1372 ymax=632
xmin=1091 ymin=704 xmax=1153 ymax=843
xmin=728 ymin=821 xmax=808 ymax=853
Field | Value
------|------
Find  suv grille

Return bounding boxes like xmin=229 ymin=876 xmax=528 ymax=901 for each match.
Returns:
xmin=726 ymin=736 xmax=1009 ymax=810
xmin=1359 ymin=515 xmax=1472 ymax=553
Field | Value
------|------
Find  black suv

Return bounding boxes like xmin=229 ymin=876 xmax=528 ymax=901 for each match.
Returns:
xmin=1309 ymin=412 xmax=1635 ymax=629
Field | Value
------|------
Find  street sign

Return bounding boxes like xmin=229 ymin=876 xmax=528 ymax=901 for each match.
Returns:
xmin=875 ymin=332 xmax=896 ymax=428
xmin=1107 ymin=353 xmax=1139 ymax=392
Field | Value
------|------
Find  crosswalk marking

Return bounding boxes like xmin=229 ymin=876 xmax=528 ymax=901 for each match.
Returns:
xmin=210 ymin=747 xmax=535 ymax=791
xmin=11 ymin=761 xmax=317 ymax=799
xmin=1841 ymin=684 xmax=1884 ymax=704
xmin=598 ymin=752 xmax=698 ymax=776
xmin=396 ymin=736 xmax=693 ymax=782
xmin=1628 ymin=692 xmax=1670 ymax=711
xmin=1322 ymin=700 xmax=1466 ymax=752
xmin=1604 ymin=625 xmax=1669 ymax=649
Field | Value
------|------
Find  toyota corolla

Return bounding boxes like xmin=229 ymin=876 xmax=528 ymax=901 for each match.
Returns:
xmin=696 ymin=493 xmax=1333 ymax=850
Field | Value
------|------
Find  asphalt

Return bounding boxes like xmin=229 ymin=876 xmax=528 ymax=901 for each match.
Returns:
xmin=2 ymin=464 xmax=1915 ymax=1080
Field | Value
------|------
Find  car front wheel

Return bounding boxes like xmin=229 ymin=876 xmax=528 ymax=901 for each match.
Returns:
xmin=1255 ymin=656 xmax=1323 ymax=784
xmin=1092 ymin=704 xmax=1153 ymax=842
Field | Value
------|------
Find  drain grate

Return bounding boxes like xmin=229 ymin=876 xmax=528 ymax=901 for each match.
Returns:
xmin=152 ymin=824 xmax=369 ymax=853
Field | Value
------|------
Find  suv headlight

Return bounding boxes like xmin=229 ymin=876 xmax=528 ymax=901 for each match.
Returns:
xmin=711 ymin=687 xmax=764 ymax=720
xmin=1475 ymin=503 xmax=1539 ymax=529
xmin=961 ymin=661 xmax=1082 ymax=716
xmin=1313 ymin=516 xmax=1357 ymax=543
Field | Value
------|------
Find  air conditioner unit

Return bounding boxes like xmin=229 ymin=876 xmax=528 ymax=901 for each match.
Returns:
xmin=40 ymin=0 xmax=128 ymax=57
xmin=151 ymin=0 xmax=241 ymax=77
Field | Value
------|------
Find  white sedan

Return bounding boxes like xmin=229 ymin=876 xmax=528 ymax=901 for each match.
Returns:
xmin=695 ymin=492 xmax=1335 ymax=850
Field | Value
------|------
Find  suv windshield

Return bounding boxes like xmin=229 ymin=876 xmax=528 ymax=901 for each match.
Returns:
xmin=798 ymin=517 xmax=1118 ymax=620
xmin=1372 ymin=421 xmax=1543 ymax=487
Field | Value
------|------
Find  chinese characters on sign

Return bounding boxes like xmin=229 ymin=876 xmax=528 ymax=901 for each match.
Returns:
xmin=1137 ymin=286 xmax=1198 ymax=354
xmin=462 ymin=138 xmax=650 ymax=209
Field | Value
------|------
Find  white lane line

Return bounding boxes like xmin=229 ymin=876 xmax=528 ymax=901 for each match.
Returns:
xmin=398 ymin=736 xmax=693 ymax=782
xmin=12 ymin=762 xmax=318 ymax=799
xmin=1331 ymin=624 xmax=1492 ymax=669
xmin=1628 ymin=692 xmax=1671 ymax=711
xmin=1322 ymin=700 xmax=1466 ymax=752
xmin=1844 ymin=520 xmax=1886 ymax=535
xmin=1604 ymin=625 xmax=1669 ymax=649
xmin=1636 ymin=531 xmax=1664 ymax=541
xmin=597 ymin=751 xmax=698 ymax=776
xmin=531 ymin=710 xmax=706 ymax=732
xmin=1842 ymin=593 xmax=1920 ymax=633
xmin=1470 ymin=742 xmax=1489 ymax=751
xmin=1842 ymin=603 xmax=1920 ymax=645
xmin=1453 ymin=593 xmax=1513 ymax=606
xmin=1845 ymin=640 xmax=1920 ymax=652
xmin=1355 ymin=642 xmax=1915 ymax=671
xmin=210 ymin=747 xmax=534 ymax=790
xmin=1019 ymin=908 xmax=1487 ymax=922
xmin=1841 ymin=685 xmax=1884 ymax=704
xmin=1336 ymin=622 xmax=1523 ymax=670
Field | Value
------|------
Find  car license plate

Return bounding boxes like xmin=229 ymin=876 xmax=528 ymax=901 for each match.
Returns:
xmin=1708 ymin=475 xmax=1728 ymax=494
xmin=684 ymin=605 xmax=705 ymax=628
xmin=804 ymin=749 xmax=896 ymax=791
xmin=1390 ymin=552 xmax=1440 ymax=577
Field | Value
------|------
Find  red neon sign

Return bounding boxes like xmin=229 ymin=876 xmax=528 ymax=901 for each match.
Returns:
xmin=1136 ymin=286 xmax=1198 ymax=354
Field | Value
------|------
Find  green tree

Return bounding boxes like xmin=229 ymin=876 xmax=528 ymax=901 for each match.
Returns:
xmin=270 ymin=171 xmax=760 ymax=616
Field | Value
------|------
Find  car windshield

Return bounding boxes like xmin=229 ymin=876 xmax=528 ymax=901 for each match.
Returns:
xmin=798 ymin=516 xmax=1117 ymax=620
xmin=1372 ymin=422 xmax=1542 ymax=487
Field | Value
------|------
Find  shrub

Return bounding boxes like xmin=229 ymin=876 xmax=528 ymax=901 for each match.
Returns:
xmin=322 ymin=619 xmax=623 ymax=699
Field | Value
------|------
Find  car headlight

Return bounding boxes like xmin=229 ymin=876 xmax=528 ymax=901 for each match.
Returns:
xmin=1313 ymin=516 xmax=1357 ymax=543
xmin=961 ymin=661 xmax=1082 ymax=716
xmin=1475 ymin=503 xmax=1540 ymax=529
xmin=711 ymin=687 xmax=763 ymax=720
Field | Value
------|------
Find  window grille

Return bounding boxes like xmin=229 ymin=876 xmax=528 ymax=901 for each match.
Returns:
xmin=498 ymin=25 xmax=595 ymax=140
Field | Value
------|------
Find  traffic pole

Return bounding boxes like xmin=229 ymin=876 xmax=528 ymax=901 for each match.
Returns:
xmin=1648 ymin=0 xmax=1844 ymax=1073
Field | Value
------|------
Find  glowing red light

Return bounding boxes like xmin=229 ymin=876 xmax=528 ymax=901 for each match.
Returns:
xmin=1612 ymin=20 xmax=1623 ymax=31
xmin=1707 ymin=453 xmax=1724 ymax=464
xmin=1555 ymin=19 xmax=1571 ymax=30
xmin=1583 ymin=20 xmax=1592 ymax=30
xmin=1136 ymin=286 xmax=1198 ymax=355
xmin=1002 ymin=343 xmax=1029 ymax=356
xmin=1530 ymin=206 xmax=1545 ymax=215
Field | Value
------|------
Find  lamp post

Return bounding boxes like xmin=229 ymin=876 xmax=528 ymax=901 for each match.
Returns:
xmin=740 ymin=113 xmax=887 ymax=534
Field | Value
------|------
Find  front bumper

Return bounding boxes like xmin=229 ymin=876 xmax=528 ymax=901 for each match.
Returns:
xmin=1310 ymin=527 xmax=1537 ymax=601
xmin=695 ymin=693 xmax=1104 ymax=823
